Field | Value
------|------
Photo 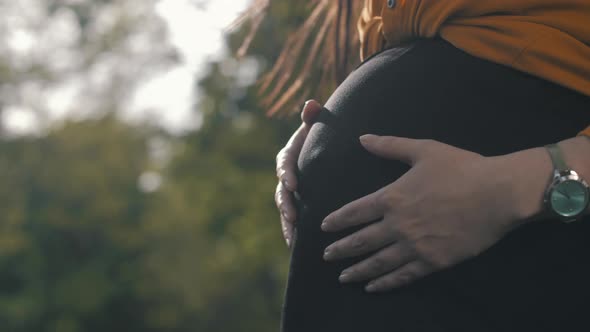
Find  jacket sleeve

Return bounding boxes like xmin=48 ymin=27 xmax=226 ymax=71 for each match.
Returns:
xmin=358 ymin=1 xmax=387 ymax=61
xmin=379 ymin=0 xmax=589 ymax=45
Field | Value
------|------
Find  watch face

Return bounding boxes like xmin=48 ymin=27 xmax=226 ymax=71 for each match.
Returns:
xmin=550 ymin=180 xmax=590 ymax=217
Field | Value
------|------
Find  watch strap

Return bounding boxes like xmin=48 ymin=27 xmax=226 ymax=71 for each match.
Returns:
xmin=544 ymin=143 xmax=569 ymax=172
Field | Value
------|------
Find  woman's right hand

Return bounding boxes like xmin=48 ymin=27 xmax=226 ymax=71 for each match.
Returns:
xmin=275 ymin=100 xmax=323 ymax=249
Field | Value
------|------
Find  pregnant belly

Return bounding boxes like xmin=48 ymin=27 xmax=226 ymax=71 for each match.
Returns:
xmin=283 ymin=38 xmax=590 ymax=332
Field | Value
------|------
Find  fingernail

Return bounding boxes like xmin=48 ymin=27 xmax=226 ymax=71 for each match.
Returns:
xmin=323 ymin=247 xmax=331 ymax=260
xmin=304 ymin=100 xmax=310 ymax=108
xmin=286 ymin=237 xmax=291 ymax=248
xmin=360 ymin=134 xmax=378 ymax=143
xmin=321 ymin=215 xmax=331 ymax=227
xmin=365 ymin=282 xmax=377 ymax=292
xmin=339 ymin=271 xmax=351 ymax=282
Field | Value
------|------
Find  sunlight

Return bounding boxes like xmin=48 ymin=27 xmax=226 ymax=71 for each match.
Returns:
xmin=128 ymin=0 xmax=252 ymax=134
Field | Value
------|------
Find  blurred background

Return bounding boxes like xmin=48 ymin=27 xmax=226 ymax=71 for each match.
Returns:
xmin=0 ymin=0 xmax=313 ymax=331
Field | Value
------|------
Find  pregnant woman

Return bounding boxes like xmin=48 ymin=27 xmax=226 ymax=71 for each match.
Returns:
xmin=250 ymin=0 xmax=590 ymax=331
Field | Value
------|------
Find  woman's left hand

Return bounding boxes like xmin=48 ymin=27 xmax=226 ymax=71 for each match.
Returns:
xmin=321 ymin=134 xmax=551 ymax=293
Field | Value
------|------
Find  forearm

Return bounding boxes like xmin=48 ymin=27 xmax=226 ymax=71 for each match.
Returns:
xmin=494 ymin=135 xmax=590 ymax=229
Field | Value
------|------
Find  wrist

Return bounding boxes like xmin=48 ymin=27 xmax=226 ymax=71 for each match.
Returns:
xmin=499 ymin=136 xmax=590 ymax=227
xmin=491 ymin=146 xmax=554 ymax=229
xmin=556 ymin=136 xmax=590 ymax=217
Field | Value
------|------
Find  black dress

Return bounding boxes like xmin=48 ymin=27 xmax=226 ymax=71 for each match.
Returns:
xmin=280 ymin=38 xmax=590 ymax=332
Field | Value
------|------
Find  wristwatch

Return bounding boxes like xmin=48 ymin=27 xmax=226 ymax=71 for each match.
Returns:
xmin=543 ymin=142 xmax=590 ymax=223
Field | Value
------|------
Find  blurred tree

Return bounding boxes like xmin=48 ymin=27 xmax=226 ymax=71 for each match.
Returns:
xmin=0 ymin=0 xmax=323 ymax=331
xmin=134 ymin=2 xmax=312 ymax=330
xmin=0 ymin=0 xmax=177 ymax=135
xmin=0 ymin=116 xmax=159 ymax=332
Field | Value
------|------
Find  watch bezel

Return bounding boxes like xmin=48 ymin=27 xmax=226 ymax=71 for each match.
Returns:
xmin=543 ymin=169 xmax=590 ymax=223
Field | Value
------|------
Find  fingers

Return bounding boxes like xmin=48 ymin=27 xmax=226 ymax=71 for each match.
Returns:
xmin=281 ymin=213 xmax=294 ymax=249
xmin=323 ymin=221 xmax=395 ymax=261
xmin=301 ymin=99 xmax=323 ymax=125
xmin=275 ymin=99 xmax=323 ymax=249
xmin=276 ymin=123 xmax=309 ymax=191
xmin=276 ymin=182 xmax=295 ymax=247
xmin=321 ymin=188 xmax=388 ymax=232
xmin=360 ymin=135 xmax=433 ymax=166
xmin=337 ymin=243 xmax=413 ymax=284
xmin=275 ymin=181 xmax=296 ymax=223
xmin=365 ymin=260 xmax=431 ymax=292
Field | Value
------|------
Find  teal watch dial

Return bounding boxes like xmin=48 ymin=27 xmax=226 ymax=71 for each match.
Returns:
xmin=550 ymin=179 xmax=590 ymax=218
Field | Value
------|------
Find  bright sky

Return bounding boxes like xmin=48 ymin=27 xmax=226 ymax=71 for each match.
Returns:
xmin=1 ymin=0 xmax=252 ymax=136
xmin=128 ymin=0 xmax=252 ymax=134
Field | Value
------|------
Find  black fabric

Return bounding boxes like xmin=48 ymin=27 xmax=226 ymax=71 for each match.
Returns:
xmin=280 ymin=38 xmax=590 ymax=332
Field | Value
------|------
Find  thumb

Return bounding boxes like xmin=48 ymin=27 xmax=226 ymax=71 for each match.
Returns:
xmin=301 ymin=100 xmax=323 ymax=125
xmin=359 ymin=134 xmax=424 ymax=166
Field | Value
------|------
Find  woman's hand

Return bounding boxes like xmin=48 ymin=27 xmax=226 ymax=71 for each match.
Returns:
xmin=275 ymin=100 xmax=323 ymax=249
xmin=321 ymin=134 xmax=556 ymax=292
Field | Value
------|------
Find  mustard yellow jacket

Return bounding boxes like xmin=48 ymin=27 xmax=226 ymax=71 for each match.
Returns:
xmin=358 ymin=0 xmax=590 ymax=138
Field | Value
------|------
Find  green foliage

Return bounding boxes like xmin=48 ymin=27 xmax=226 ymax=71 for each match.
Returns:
xmin=0 ymin=0 xmax=314 ymax=331
xmin=0 ymin=117 xmax=152 ymax=331
xmin=0 ymin=0 xmax=175 ymax=134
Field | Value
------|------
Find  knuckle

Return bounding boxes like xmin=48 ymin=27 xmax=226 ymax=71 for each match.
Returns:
xmin=394 ymin=221 xmax=411 ymax=235
xmin=412 ymin=243 xmax=448 ymax=269
xmin=376 ymin=192 xmax=391 ymax=208
xmin=284 ymin=148 xmax=297 ymax=160
xmin=274 ymin=185 xmax=282 ymax=200
xmin=350 ymin=235 xmax=367 ymax=251
xmin=343 ymin=209 xmax=358 ymax=222
xmin=277 ymin=153 xmax=288 ymax=165
xmin=369 ymin=195 xmax=382 ymax=212
xmin=421 ymin=138 xmax=435 ymax=145
xmin=370 ymin=256 xmax=387 ymax=272
xmin=395 ymin=272 xmax=414 ymax=285
xmin=377 ymin=190 xmax=401 ymax=209
xmin=276 ymin=152 xmax=293 ymax=168
xmin=275 ymin=188 xmax=287 ymax=207
xmin=417 ymin=138 xmax=434 ymax=146
xmin=276 ymin=163 xmax=285 ymax=178
xmin=277 ymin=168 xmax=287 ymax=180
xmin=281 ymin=222 xmax=289 ymax=235
xmin=276 ymin=149 xmax=286 ymax=165
xmin=387 ymin=224 xmax=401 ymax=240
xmin=418 ymin=138 xmax=437 ymax=152
xmin=428 ymin=252 xmax=452 ymax=269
